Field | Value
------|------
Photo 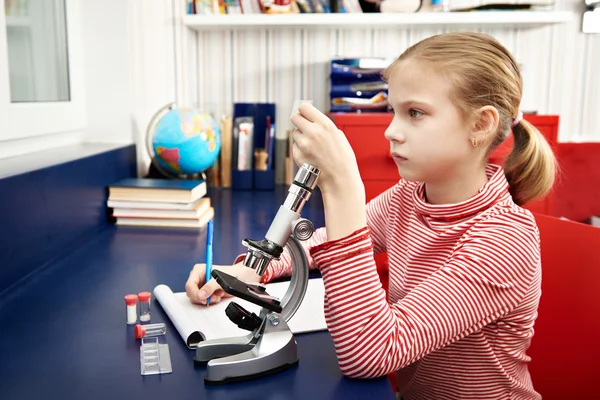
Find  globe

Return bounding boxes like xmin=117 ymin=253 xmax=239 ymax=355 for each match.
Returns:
xmin=146 ymin=104 xmax=221 ymax=178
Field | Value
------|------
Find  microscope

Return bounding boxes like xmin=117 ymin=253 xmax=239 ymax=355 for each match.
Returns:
xmin=194 ymin=163 xmax=321 ymax=385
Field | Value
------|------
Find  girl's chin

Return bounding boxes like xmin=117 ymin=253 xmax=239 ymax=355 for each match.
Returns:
xmin=396 ymin=165 xmax=423 ymax=182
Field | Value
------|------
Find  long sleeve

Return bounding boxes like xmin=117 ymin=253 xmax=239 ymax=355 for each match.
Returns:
xmin=259 ymin=227 xmax=329 ymax=283
xmin=246 ymin=183 xmax=399 ymax=284
xmin=309 ymin=212 xmax=540 ymax=378
xmin=365 ymin=181 xmax=397 ymax=254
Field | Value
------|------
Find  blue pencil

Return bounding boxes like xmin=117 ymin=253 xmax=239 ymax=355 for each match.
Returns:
xmin=205 ymin=219 xmax=214 ymax=306
xmin=267 ymin=122 xmax=275 ymax=170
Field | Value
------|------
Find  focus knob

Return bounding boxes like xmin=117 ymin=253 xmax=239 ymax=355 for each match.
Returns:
xmin=292 ymin=218 xmax=314 ymax=241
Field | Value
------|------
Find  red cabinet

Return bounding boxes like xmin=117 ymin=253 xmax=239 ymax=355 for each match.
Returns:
xmin=330 ymin=113 xmax=559 ymax=214
xmin=329 ymin=113 xmax=399 ymax=202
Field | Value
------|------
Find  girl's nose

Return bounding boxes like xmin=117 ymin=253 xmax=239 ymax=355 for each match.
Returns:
xmin=384 ymin=119 xmax=406 ymax=143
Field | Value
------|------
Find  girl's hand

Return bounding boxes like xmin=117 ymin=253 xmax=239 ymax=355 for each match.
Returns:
xmin=290 ymin=102 xmax=362 ymax=194
xmin=185 ymin=262 xmax=262 ymax=305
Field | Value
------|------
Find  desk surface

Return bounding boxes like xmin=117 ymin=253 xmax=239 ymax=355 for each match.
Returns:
xmin=0 ymin=186 xmax=395 ymax=400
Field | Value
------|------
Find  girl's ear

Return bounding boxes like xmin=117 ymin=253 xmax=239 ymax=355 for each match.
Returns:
xmin=469 ymin=106 xmax=500 ymax=145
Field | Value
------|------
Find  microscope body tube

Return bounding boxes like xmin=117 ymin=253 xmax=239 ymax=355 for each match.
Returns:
xmin=242 ymin=164 xmax=320 ymax=276
xmin=265 ymin=206 xmax=299 ymax=248
xmin=264 ymin=166 xmax=318 ymax=248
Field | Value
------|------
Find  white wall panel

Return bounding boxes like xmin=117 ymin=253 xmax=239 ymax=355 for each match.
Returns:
xmin=197 ymin=31 xmax=234 ymax=119
xmin=129 ymin=0 xmax=177 ymax=174
xmin=508 ymin=27 xmax=548 ymax=114
xmin=337 ymin=28 xmax=374 ymax=57
xmin=372 ymin=28 xmax=412 ymax=58
xmin=581 ymin=35 xmax=600 ymax=141
xmin=190 ymin=22 xmax=600 ymax=142
xmin=270 ymin=30 xmax=303 ymax=138
xmin=408 ymin=26 xmax=446 ymax=44
xmin=305 ymin=29 xmax=337 ymax=115
xmin=232 ymin=30 xmax=268 ymax=102
xmin=81 ymin=0 xmax=132 ymax=145
xmin=556 ymin=14 xmax=587 ymax=141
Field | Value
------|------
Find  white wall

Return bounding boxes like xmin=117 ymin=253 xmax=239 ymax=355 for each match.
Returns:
xmin=80 ymin=0 xmax=132 ymax=145
xmin=1 ymin=0 xmax=598 ymax=171
xmin=183 ymin=0 xmax=600 ymax=143
xmin=127 ymin=0 xmax=180 ymax=175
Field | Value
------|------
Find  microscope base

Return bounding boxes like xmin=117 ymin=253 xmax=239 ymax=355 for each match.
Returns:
xmin=204 ymin=359 xmax=299 ymax=385
xmin=193 ymin=332 xmax=256 ymax=366
xmin=200 ymin=316 xmax=299 ymax=385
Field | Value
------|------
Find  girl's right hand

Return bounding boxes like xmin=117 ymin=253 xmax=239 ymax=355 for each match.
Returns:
xmin=185 ymin=262 xmax=262 ymax=305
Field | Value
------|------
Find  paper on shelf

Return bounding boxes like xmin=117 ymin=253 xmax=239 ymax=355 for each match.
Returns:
xmin=154 ymin=278 xmax=327 ymax=349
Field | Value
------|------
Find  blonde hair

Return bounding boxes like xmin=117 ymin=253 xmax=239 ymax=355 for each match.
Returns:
xmin=383 ymin=32 xmax=556 ymax=206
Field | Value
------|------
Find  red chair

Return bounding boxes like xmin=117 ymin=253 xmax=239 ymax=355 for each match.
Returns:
xmin=527 ymin=214 xmax=600 ymax=399
xmin=379 ymin=214 xmax=600 ymax=397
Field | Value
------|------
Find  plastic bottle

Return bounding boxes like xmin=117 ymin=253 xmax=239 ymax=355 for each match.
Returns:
xmin=138 ymin=292 xmax=152 ymax=322
xmin=135 ymin=323 xmax=167 ymax=339
xmin=124 ymin=294 xmax=139 ymax=325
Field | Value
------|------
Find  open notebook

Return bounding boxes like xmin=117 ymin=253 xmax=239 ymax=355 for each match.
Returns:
xmin=154 ymin=278 xmax=327 ymax=349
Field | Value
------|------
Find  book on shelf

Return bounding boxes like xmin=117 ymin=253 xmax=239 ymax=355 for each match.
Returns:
xmin=188 ymin=0 xmax=363 ymax=15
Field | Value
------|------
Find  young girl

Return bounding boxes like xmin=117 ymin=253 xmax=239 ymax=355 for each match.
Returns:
xmin=186 ymin=32 xmax=556 ymax=400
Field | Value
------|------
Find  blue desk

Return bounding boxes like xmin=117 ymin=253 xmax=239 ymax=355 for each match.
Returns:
xmin=0 ymin=187 xmax=395 ymax=400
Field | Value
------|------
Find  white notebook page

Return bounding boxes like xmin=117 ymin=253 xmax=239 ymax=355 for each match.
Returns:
xmin=154 ymin=278 xmax=327 ymax=349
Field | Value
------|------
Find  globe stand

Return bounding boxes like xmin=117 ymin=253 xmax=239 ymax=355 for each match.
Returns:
xmin=144 ymin=159 xmax=207 ymax=182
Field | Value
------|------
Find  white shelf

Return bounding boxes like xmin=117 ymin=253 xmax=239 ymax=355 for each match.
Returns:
xmin=183 ymin=11 xmax=573 ymax=30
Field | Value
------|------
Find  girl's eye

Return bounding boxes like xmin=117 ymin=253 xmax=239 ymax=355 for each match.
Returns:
xmin=409 ymin=109 xmax=424 ymax=118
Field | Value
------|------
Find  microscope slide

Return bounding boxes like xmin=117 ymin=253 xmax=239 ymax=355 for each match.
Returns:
xmin=154 ymin=278 xmax=326 ymax=349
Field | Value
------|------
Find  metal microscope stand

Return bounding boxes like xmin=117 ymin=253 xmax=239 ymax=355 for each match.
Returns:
xmin=194 ymin=164 xmax=320 ymax=385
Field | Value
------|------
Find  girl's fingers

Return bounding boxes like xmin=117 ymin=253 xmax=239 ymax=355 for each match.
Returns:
xmin=291 ymin=128 xmax=309 ymax=150
xmin=298 ymin=102 xmax=334 ymax=129
xmin=290 ymin=112 xmax=312 ymax=133
xmin=292 ymin=141 xmax=305 ymax=166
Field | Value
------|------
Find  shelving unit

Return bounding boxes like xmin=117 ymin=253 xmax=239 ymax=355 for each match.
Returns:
xmin=183 ymin=11 xmax=573 ymax=30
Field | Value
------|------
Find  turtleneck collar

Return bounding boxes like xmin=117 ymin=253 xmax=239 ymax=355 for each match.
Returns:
xmin=412 ymin=164 xmax=512 ymax=222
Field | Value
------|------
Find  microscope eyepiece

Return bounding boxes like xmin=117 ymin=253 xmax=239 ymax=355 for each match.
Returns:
xmin=293 ymin=164 xmax=319 ymax=192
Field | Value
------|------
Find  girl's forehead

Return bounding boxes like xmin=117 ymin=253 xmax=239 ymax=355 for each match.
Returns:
xmin=387 ymin=60 xmax=454 ymax=104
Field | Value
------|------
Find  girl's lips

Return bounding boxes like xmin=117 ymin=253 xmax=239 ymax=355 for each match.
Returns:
xmin=392 ymin=153 xmax=408 ymax=162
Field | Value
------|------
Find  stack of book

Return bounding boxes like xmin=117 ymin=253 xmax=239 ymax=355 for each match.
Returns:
xmin=107 ymin=179 xmax=214 ymax=229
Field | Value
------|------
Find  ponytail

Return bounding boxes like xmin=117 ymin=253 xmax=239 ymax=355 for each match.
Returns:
xmin=504 ymin=119 xmax=557 ymax=206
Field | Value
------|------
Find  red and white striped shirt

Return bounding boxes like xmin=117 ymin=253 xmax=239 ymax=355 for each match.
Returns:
xmin=262 ymin=164 xmax=542 ymax=400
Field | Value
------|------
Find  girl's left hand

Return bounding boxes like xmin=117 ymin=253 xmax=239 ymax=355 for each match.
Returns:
xmin=291 ymin=102 xmax=362 ymax=194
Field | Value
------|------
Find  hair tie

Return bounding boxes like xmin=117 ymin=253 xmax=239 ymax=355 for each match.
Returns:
xmin=511 ymin=111 xmax=523 ymax=128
